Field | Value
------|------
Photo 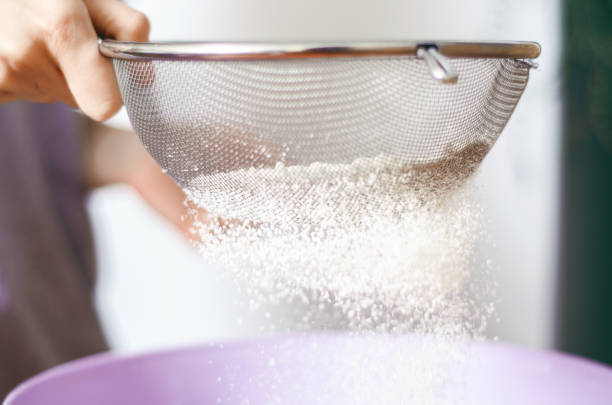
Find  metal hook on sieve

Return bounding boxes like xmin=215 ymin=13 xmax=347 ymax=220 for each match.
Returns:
xmin=417 ymin=46 xmax=459 ymax=84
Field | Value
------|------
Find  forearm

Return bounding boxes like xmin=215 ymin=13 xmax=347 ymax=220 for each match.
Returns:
xmin=83 ymin=121 xmax=198 ymax=234
xmin=84 ymin=121 xmax=143 ymax=188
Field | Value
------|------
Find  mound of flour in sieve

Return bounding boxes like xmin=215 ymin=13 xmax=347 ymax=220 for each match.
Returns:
xmin=186 ymin=142 xmax=494 ymax=337
xmin=184 ymin=143 xmax=489 ymax=225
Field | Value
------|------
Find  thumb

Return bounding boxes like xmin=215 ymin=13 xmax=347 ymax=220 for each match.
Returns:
xmin=85 ymin=0 xmax=150 ymax=42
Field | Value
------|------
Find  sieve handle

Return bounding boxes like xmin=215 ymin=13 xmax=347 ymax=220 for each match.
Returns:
xmin=417 ymin=47 xmax=458 ymax=84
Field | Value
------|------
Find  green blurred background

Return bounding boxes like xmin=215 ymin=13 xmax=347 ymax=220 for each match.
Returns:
xmin=557 ymin=0 xmax=612 ymax=366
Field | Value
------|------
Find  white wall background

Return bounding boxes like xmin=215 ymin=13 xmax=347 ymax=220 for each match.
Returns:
xmin=92 ymin=0 xmax=561 ymax=353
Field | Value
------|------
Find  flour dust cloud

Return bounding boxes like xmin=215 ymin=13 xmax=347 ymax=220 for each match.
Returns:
xmin=184 ymin=142 xmax=496 ymax=404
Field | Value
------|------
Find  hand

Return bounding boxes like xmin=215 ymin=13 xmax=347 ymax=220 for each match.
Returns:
xmin=0 ymin=0 xmax=149 ymax=121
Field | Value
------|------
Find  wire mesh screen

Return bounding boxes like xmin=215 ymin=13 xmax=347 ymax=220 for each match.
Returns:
xmin=113 ymin=57 xmax=531 ymax=220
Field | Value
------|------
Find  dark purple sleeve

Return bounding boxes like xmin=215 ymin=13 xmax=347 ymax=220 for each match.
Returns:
xmin=0 ymin=102 xmax=108 ymax=399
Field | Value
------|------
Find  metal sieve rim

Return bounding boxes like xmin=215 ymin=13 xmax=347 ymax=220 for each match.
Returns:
xmin=99 ymin=40 xmax=541 ymax=61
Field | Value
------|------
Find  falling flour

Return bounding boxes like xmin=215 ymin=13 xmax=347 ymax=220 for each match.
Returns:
xmin=185 ymin=142 xmax=496 ymax=404
xmin=186 ymin=142 xmax=492 ymax=333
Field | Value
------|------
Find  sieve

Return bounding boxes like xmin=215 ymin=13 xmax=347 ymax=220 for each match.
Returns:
xmin=100 ymin=40 xmax=540 ymax=219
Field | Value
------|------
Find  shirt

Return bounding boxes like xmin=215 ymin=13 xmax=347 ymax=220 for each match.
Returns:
xmin=0 ymin=102 xmax=108 ymax=399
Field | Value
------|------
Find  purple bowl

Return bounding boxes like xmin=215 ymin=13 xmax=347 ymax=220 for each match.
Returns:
xmin=4 ymin=334 xmax=612 ymax=405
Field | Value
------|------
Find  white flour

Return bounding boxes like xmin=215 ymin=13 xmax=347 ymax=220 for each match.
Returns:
xmin=187 ymin=143 xmax=492 ymax=334
xmin=186 ymin=143 xmax=495 ymax=403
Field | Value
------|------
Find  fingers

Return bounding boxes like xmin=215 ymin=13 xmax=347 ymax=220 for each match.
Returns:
xmin=0 ymin=0 xmax=149 ymax=119
xmin=0 ymin=33 xmax=76 ymax=106
xmin=85 ymin=0 xmax=155 ymax=89
xmin=48 ymin=63 xmax=78 ymax=108
xmin=0 ymin=90 xmax=17 ymax=104
xmin=46 ymin=2 xmax=123 ymax=121
xmin=85 ymin=0 xmax=150 ymax=42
